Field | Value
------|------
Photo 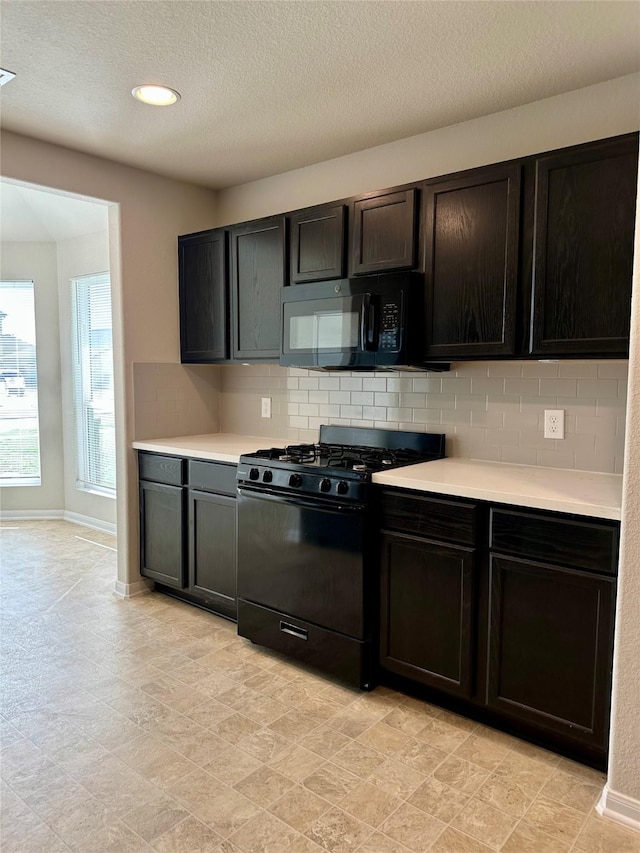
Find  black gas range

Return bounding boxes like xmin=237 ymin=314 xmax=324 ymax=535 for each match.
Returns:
xmin=237 ymin=425 xmax=446 ymax=504
xmin=236 ymin=426 xmax=445 ymax=688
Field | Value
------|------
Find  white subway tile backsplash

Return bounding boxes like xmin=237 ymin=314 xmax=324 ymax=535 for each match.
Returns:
xmin=412 ymin=377 xmax=442 ymax=393
xmin=505 ymin=378 xmax=540 ymax=396
xmin=488 ymin=362 xmax=523 ymax=377
xmin=308 ymin=390 xmax=330 ymax=404
xmin=350 ymin=391 xmax=375 ymax=406
xmin=387 ymin=378 xmax=413 ymax=393
xmin=374 ymin=392 xmax=399 ymax=407
xmin=399 ymin=392 xmax=427 ymax=408
xmin=362 ymin=377 xmax=387 ymax=392
xmin=454 ymin=394 xmax=487 ymax=412
xmin=299 ymin=377 xmax=320 ymax=390
xmin=598 ymin=361 xmax=629 ymax=379
xmin=522 ymin=361 xmax=559 ymax=377
xmin=340 ymin=404 xmax=364 ymax=419
xmin=363 ymin=406 xmax=388 ymax=421
xmin=339 ymin=377 xmax=363 ymax=391
xmin=318 ymin=377 xmax=341 ymax=390
xmin=577 ymin=379 xmax=619 ymax=398
xmin=215 ymin=360 xmax=626 ymax=475
xmin=558 ymin=361 xmax=599 ymax=378
xmin=329 ymin=390 xmax=351 ymax=404
xmin=442 ymin=377 xmax=473 ymax=394
xmin=539 ymin=378 xmax=578 ymax=396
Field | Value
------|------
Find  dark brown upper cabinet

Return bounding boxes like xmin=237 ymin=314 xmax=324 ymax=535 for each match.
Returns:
xmin=289 ymin=203 xmax=346 ymax=283
xmin=178 ymin=229 xmax=229 ymax=362
xmin=230 ymin=216 xmax=285 ymax=360
xmin=350 ymin=188 xmax=418 ymax=275
xmin=530 ymin=134 xmax=638 ymax=357
xmin=423 ymin=164 xmax=521 ymax=358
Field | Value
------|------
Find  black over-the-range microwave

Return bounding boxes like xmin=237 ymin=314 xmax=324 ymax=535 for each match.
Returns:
xmin=280 ymin=272 xmax=449 ymax=372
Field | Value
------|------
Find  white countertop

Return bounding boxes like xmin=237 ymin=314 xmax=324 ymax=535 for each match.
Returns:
xmin=132 ymin=433 xmax=290 ymax=464
xmin=373 ymin=458 xmax=623 ymax=521
xmin=133 ymin=434 xmax=623 ymax=520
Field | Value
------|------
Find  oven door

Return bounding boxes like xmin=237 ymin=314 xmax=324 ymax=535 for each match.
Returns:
xmin=281 ymin=286 xmax=375 ymax=369
xmin=237 ymin=486 xmax=367 ymax=639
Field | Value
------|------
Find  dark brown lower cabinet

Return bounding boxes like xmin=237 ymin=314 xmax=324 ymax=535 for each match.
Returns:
xmin=189 ymin=489 xmax=237 ymax=620
xmin=487 ymin=554 xmax=615 ymax=750
xmin=138 ymin=452 xmax=238 ymax=620
xmin=378 ymin=486 xmax=619 ymax=765
xmin=380 ymin=531 xmax=475 ymax=698
xmin=139 ymin=480 xmax=186 ymax=590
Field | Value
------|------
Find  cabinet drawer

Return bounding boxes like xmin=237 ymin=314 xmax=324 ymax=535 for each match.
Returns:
xmin=138 ymin=452 xmax=185 ymax=486
xmin=490 ymin=508 xmax=618 ymax=575
xmin=188 ymin=460 xmax=237 ymax=496
xmin=237 ymin=599 xmax=372 ymax=689
xmin=380 ymin=490 xmax=476 ymax=546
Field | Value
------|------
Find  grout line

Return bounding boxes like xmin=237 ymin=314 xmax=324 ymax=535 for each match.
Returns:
xmin=74 ymin=535 xmax=117 ymax=552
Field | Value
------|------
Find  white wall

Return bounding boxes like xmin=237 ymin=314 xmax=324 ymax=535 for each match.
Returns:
xmin=56 ymin=229 xmax=115 ymax=526
xmin=0 ymin=241 xmax=65 ymax=512
xmin=0 ymin=132 xmax=218 ymax=592
xmin=217 ymin=73 xmax=640 ymax=224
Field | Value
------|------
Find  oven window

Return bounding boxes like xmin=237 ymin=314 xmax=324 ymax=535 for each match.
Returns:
xmin=290 ymin=311 xmax=359 ymax=351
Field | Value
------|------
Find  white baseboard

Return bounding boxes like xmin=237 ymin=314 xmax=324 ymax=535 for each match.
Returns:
xmin=63 ymin=511 xmax=116 ymax=536
xmin=1 ymin=509 xmax=64 ymax=521
xmin=0 ymin=509 xmax=116 ymax=536
xmin=114 ymin=579 xmax=153 ymax=599
xmin=597 ymin=784 xmax=640 ymax=832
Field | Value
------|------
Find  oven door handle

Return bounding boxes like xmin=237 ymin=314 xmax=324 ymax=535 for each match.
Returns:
xmin=237 ymin=485 xmax=365 ymax=513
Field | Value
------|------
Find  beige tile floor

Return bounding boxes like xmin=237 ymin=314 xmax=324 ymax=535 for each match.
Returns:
xmin=1 ymin=520 xmax=639 ymax=853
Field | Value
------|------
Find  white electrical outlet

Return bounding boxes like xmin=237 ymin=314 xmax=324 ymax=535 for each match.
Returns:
xmin=544 ymin=409 xmax=565 ymax=439
xmin=261 ymin=397 xmax=272 ymax=419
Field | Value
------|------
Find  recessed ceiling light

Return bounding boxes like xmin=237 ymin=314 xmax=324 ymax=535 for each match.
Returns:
xmin=131 ymin=84 xmax=180 ymax=106
xmin=0 ymin=68 xmax=16 ymax=86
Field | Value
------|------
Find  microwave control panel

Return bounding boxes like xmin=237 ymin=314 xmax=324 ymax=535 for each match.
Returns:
xmin=379 ymin=295 xmax=402 ymax=351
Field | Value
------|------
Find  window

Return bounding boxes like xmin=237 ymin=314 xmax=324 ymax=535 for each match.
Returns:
xmin=72 ymin=273 xmax=115 ymax=495
xmin=0 ymin=281 xmax=41 ymax=485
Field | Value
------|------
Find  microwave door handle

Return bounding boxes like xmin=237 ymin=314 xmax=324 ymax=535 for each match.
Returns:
xmin=367 ymin=300 xmax=376 ymax=349
xmin=360 ymin=294 xmax=370 ymax=351
xmin=360 ymin=294 xmax=376 ymax=351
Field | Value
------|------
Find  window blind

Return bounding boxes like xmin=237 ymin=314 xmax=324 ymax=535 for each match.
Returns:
xmin=71 ymin=273 xmax=115 ymax=495
xmin=0 ymin=281 xmax=41 ymax=484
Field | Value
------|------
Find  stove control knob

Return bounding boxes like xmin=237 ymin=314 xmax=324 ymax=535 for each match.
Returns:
xmin=336 ymin=481 xmax=349 ymax=495
xmin=319 ymin=478 xmax=332 ymax=493
xmin=249 ymin=468 xmax=260 ymax=481
xmin=289 ymin=473 xmax=302 ymax=487
xmin=262 ymin=470 xmax=273 ymax=483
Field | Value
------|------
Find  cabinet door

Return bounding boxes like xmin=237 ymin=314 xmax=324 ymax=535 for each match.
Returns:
xmin=179 ymin=230 xmax=228 ymax=362
xmin=351 ymin=188 xmax=417 ymax=275
xmin=423 ymin=164 xmax=521 ymax=357
xmin=380 ymin=531 xmax=475 ymax=698
xmin=487 ymin=554 xmax=615 ymax=750
xmin=290 ymin=203 xmax=346 ymax=283
xmin=189 ymin=490 xmax=237 ymax=620
xmin=230 ymin=217 xmax=285 ymax=360
xmin=530 ymin=134 xmax=638 ymax=356
xmin=139 ymin=480 xmax=185 ymax=590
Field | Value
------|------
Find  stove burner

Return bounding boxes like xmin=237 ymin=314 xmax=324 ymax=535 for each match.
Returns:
xmin=352 ymin=463 xmax=367 ymax=473
xmin=278 ymin=454 xmax=292 ymax=462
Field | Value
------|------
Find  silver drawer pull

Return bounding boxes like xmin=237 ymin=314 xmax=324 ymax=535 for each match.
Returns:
xmin=279 ymin=620 xmax=308 ymax=641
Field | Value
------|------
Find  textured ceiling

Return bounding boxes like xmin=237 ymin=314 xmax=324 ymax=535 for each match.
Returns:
xmin=1 ymin=1 xmax=639 ymax=190
xmin=0 ymin=182 xmax=109 ymax=242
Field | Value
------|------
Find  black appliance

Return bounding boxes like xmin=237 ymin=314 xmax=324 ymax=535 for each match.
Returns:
xmin=280 ymin=272 xmax=449 ymax=371
xmin=236 ymin=425 xmax=446 ymax=688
